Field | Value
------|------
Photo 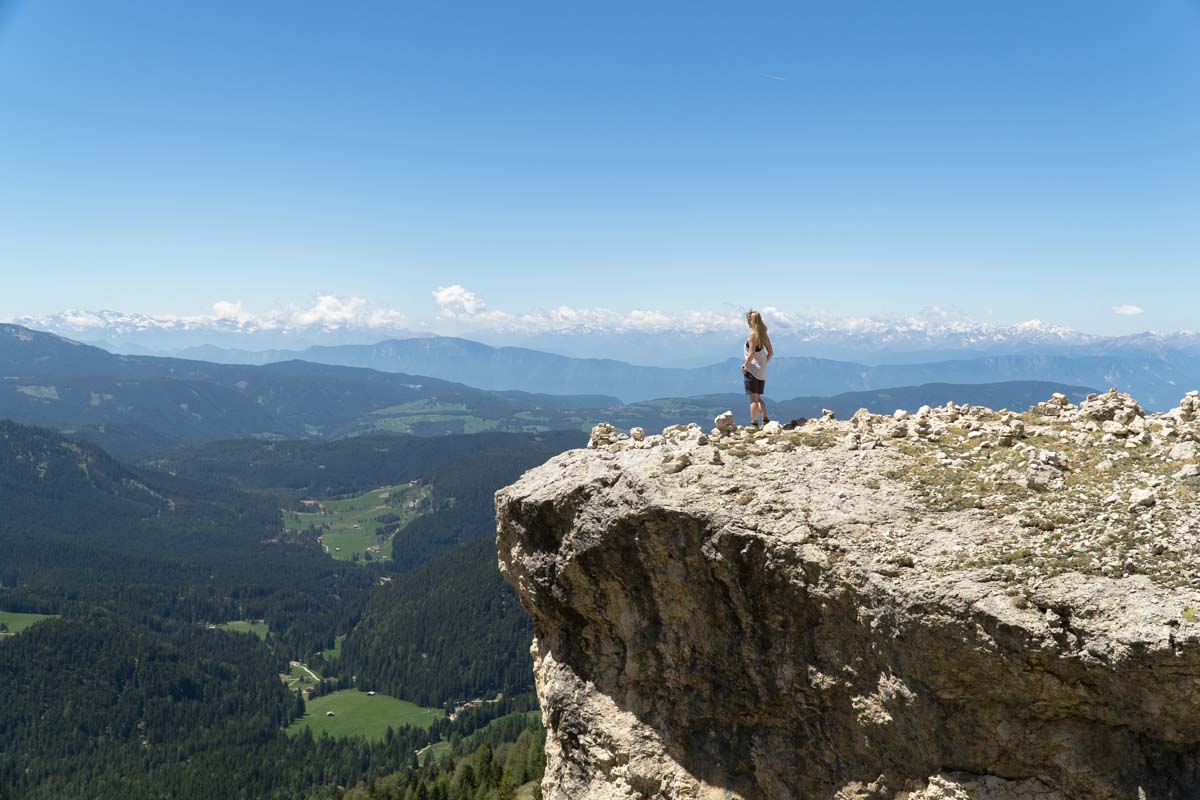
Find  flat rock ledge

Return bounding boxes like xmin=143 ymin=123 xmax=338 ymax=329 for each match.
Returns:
xmin=496 ymin=391 xmax=1200 ymax=800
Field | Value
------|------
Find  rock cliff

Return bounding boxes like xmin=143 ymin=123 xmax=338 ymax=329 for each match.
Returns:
xmin=496 ymin=391 xmax=1200 ymax=800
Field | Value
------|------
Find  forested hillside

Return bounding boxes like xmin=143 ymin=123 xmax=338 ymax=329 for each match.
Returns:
xmin=336 ymin=537 xmax=534 ymax=706
xmin=0 ymin=609 xmax=537 ymax=799
xmin=0 ymin=419 xmax=371 ymax=658
xmin=0 ymin=417 xmax=574 ymax=797
xmin=343 ymin=712 xmax=547 ymax=800
xmin=147 ymin=430 xmax=582 ymax=498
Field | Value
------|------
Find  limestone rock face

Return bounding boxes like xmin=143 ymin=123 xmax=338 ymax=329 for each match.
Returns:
xmin=496 ymin=392 xmax=1200 ymax=800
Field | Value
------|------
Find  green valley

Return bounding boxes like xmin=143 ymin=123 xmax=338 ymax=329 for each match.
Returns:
xmin=284 ymin=482 xmax=433 ymax=562
xmin=0 ymin=414 xmax=567 ymax=798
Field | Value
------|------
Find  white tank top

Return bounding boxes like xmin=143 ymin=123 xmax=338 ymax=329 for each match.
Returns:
xmin=745 ymin=337 xmax=768 ymax=380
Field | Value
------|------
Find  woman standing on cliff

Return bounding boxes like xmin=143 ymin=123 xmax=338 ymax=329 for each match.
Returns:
xmin=742 ymin=310 xmax=773 ymax=427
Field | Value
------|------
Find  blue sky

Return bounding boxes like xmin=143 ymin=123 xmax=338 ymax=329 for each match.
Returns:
xmin=1 ymin=1 xmax=1197 ymax=334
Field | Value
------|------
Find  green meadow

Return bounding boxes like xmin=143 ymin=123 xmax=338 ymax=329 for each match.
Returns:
xmin=286 ymin=690 xmax=444 ymax=741
xmin=363 ymin=399 xmax=510 ymax=435
xmin=320 ymin=636 xmax=344 ymax=662
xmin=0 ymin=611 xmax=58 ymax=636
xmin=416 ymin=739 xmax=453 ymax=764
xmin=370 ymin=414 xmax=502 ymax=434
xmin=281 ymin=662 xmax=321 ymax=693
xmin=216 ymin=620 xmax=269 ymax=640
xmin=283 ymin=483 xmax=431 ymax=562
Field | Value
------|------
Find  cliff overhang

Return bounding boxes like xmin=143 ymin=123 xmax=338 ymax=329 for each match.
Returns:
xmin=497 ymin=391 xmax=1200 ymax=799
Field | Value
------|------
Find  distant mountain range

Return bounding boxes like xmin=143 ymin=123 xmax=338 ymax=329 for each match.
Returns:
xmin=0 ymin=324 xmax=615 ymax=458
xmin=1 ymin=324 xmax=1107 ymax=457
xmin=506 ymin=319 xmax=1200 ymax=366
xmin=15 ymin=307 xmax=1200 ymax=366
xmin=135 ymin=336 xmax=1198 ymax=411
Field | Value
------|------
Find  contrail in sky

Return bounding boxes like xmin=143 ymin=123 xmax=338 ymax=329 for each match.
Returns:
xmin=759 ymin=73 xmax=787 ymax=81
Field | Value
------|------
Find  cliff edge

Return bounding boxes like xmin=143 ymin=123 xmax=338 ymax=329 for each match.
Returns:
xmin=496 ymin=390 xmax=1200 ymax=800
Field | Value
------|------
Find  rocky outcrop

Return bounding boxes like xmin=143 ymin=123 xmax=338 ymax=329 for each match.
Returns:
xmin=496 ymin=391 xmax=1200 ymax=800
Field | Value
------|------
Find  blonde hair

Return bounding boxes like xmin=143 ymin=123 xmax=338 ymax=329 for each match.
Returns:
xmin=746 ymin=310 xmax=768 ymax=347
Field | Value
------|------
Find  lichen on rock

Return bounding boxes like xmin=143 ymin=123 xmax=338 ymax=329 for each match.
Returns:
xmin=497 ymin=391 xmax=1200 ymax=800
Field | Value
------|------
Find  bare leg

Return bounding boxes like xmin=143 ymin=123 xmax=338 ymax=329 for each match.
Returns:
xmin=760 ymin=398 xmax=769 ymax=422
xmin=749 ymin=393 xmax=761 ymax=425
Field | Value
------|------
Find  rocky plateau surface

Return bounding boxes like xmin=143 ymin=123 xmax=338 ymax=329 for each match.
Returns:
xmin=496 ymin=390 xmax=1200 ymax=800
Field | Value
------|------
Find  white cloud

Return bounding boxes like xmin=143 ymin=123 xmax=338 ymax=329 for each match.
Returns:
xmin=211 ymin=300 xmax=253 ymax=324
xmin=367 ymin=308 xmax=408 ymax=327
xmin=291 ymin=295 xmax=369 ymax=327
xmin=1112 ymin=305 xmax=1145 ymax=316
xmin=432 ymin=285 xmax=488 ymax=317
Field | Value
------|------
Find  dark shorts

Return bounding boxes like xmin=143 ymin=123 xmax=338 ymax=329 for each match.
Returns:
xmin=743 ymin=371 xmax=766 ymax=396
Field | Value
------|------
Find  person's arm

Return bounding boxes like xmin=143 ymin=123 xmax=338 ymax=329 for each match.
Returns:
xmin=742 ymin=335 xmax=756 ymax=371
xmin=765 ymin=335 xmax=774 ymax=361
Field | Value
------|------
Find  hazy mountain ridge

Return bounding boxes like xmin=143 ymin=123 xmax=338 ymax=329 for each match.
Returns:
xmin=108 ymin=333 xmax=1198 ymax=410
xmin=1 ymin=324 xmax=615 ymax=457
